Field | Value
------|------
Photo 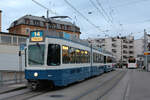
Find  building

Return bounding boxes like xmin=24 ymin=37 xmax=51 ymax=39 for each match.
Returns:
xmin=87 ymin=36 xmax=135 ymax=63
xmin=134 ymin=39 xmax=144 ymax=57
xmin=0 ymin=32 xmax=27 ymax=71
xmin=8 ymin=15 xmax=81 ymax=38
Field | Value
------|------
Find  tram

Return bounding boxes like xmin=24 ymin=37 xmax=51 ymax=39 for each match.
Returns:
xmin=25 ymin=30 xmax=116 ymax=90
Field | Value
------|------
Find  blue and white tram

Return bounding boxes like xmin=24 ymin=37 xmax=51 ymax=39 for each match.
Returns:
xmin=25 ymin=31 xmax=115 ymax=90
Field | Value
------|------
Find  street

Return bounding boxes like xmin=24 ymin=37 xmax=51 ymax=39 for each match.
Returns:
xmin=26 ymin=69 xmax=150 ymax=100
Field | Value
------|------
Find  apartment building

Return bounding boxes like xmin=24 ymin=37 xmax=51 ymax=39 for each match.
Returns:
xmin=87 ymin=36 xmax=134 ymax=63
xmin=7 ymin=15 xmax=81 ymax=38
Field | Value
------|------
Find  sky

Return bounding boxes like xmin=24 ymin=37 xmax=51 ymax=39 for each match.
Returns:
xmin=0 ymin=0 xmax=150 ymax=39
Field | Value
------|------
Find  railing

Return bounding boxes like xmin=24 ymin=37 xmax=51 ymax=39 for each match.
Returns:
xmin=0 ymin=33 xmax=27 ymax=45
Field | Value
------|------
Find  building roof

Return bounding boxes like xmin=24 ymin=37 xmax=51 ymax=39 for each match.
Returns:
xmin=8 ymin=15 xmax=80 ymax=31
xmin=0 ymin=32 xmax=28 ymax=37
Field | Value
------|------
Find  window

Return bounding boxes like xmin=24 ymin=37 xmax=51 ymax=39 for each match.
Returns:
xmin=25 ymin=19 xmax=30 ymax=24
xmin=69 ymin=47 xmax=76 ymax=63
xmin=28 ymin=44 xmax=45 ymax=65
xmin=18 ymin=37 xmax=26 ymax=44
xmin=1 ymin=35 xmax=11 ymax=44
xmin=33 ymin=20 xmax=40 ymax=26
xmin=25 ymin=28 xmax=30 ymax=35
xmin=62 ymin=46 xmax=70 ymax=63
xmin=67 ymin=25 xmax=71 ymax=30
xmin=13 ymin=36 xmax=17 ymax=44
xmin=75 ymin=49 xmax=81 ymax=63
xmin=43 ymin=22 xmax=46 ymax=27
xmin=47 ymin=44 xmax=60 ymax=66
xmin=104 ymin=56 xmax=106 ymax=64
xmin=60 ymin=24 xmax=65 ymax=30
xmin=107 ymin=57 xmax=112 ymax=63
xmin=62 ymin=45 xmax=90 ymax=64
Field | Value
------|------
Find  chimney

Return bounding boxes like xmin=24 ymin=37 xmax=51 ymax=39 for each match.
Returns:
xmin=0 ymin=10 xmax=2 ymax=32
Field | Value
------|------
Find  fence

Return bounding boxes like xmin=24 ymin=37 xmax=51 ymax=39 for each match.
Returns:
xmin=0 ymin=70 xmax=25 ymax=86
xmin=0 ymin=33 xmax=27 ymax=45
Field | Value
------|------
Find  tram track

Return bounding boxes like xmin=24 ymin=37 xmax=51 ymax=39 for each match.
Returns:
xmin=0 ymin=70 xmax=126 ymax=100
xmin=71 ymin=70 xmax=127 ymax=100
xmin=0 ymin=88 xmax=50 ymax=100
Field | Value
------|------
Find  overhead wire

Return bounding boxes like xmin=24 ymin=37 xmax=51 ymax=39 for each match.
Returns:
xmin=64 ymin=0 xmax=106 ymax=35
xmin=89 ymin=0 xmax=110 ymax=23
xmin=96 ymin=0 xmax=113 ymax=24
xmin=113 ymin=0 xmax=150 ymax=8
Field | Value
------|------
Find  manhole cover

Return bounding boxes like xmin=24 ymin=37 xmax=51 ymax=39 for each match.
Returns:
xmin=50 ymin=94 xmax=64 ymax=98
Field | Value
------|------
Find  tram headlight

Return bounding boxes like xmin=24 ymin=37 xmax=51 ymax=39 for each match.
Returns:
xmin=34 ymin=72 xmax=38 ymax=77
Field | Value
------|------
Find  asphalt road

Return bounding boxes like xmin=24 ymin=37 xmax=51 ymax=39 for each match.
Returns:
xmin=28 ymin=70 xmax=125 ymax=100
xmin=102 ymin=69 xmax=150 ymax=100
xmin=7 ymin=68 xmax=148 ymax=100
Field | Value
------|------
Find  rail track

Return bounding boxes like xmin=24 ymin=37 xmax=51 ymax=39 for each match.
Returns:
xmin=71 ymin=70 xmax=127 ymax=100
xmin=0 ymin=70 xmax=127 ymax=100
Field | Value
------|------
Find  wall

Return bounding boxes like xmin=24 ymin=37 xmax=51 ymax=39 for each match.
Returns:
xmin=0 ymin=10 xmax=2 ymax=32
xmin=0 ymin=45 xmax=25 ymax=71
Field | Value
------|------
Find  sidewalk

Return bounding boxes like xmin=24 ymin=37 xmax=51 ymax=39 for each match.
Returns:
xmin=128 ymin=69 xmax=150 ymax=100
xmin=0 ymin=82 xmax=27 ymax=94
xmin=102 ymin=69 xmax=150 ymax=100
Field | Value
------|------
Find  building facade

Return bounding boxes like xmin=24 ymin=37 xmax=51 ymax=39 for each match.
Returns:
xmin=8 ymin=15 xmax=81 ymax=38
xmin=87 ymin=36 xmax=134 ymax=63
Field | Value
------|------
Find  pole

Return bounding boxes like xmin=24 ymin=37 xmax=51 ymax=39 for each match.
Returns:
xmin=19 ymin=51 xmax=22 ymax=83
xmin=144 ymin=29 xmax=147 ymax=52
xmin=144 ymin=29 xmax=148 ymax=71
xmin=121 ymin=38 xmax=123 ymax=68
xmin=46 ymin=10 xmax=49 ymax=34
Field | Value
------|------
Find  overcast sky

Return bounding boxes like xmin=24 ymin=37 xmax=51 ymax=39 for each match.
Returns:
xmin=0 ymin=0 xmax=150 ymax=39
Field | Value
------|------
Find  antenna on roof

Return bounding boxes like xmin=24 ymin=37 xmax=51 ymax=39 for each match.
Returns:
xmin=32 ymin=0 xmax=58 ymax=33
xmin=32 ymin=0 xmax=57 ymax=17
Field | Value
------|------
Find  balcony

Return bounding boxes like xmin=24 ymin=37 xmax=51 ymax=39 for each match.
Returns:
xmin=112 ymin=49 xmax=116 ymax=53
xmin=129 ymin=46 xmax=133 ymax=49
xmin=123 ymin=50 xmax=128 ymax=54
xmin=123 ymin=55 xmax=128 ymax=59
xmin=129 ymin=51 xmax=134 ymax=54
xmin=112 ymin=43 xmax=117 ymax=47
xmin=112 ymin=38 xmax=116 ymax=42
xmin=129 ymin=40 xmax=133 ymax=44
xmin=123 ymin=40 xmax=128 ymax=43
xmin=123 ymin=45 xmax=128 ymax=49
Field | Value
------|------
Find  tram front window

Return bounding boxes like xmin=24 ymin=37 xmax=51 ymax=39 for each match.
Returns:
xmin=28 ymin=44 xmax=45 ymax=65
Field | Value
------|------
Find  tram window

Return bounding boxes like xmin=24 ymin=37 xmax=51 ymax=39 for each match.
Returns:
xmin=28 ymin=44 xmax=45 ymax=65
xmin=104 ymin=56 xmax=106 ymax=63
xmin=69 ymin=47 xmax=76 ymax=63
xmin=62 ymin=46 xmax=70 ymax=64
xmin=81 ymin=50 xmax=85 ymax=63
xmin=88 ymin=52 xmax=90 ymax=63
xmin=84 ymin=51 xmax=88 ymax=63
xmin=101 ymin=55 xmax=104 ymax=63
xmin=76 ymin=49 xmax=81 ymax=63
xmin=93 ymin=53 xmax=97 ymax=63
xmin=47 ymin=44 xmax=60 ymax=66
xmin=107 ymin=57 xmax=112 ymax=63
